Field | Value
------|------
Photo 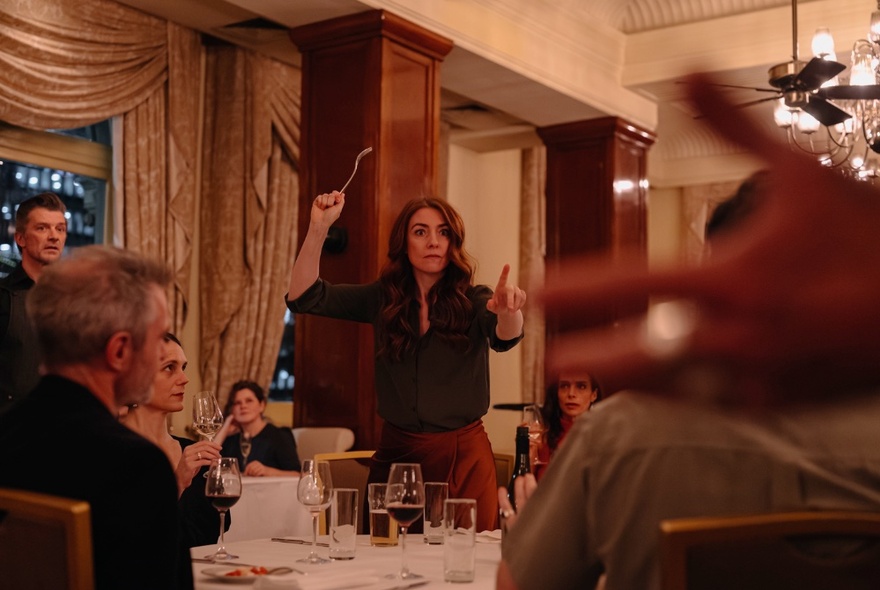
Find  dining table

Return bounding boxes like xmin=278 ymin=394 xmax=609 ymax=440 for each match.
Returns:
xmin=192 ymin=531 xmax=502 ymax=589
xmin=225 ymin=476 xmax=314 ymax=542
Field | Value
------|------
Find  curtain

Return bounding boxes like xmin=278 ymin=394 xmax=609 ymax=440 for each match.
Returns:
xmin=199 ymin=44 xmax=300 ymax=405
xmin=118 ymin=23 xmax=202 ymax=332
xmin=0 ymin=0 xmax=201 ymax=334
xmin=0 ymin=0 xmax=167 ymax=129
xmin=520 ymin=146 xmax=546 ymax=404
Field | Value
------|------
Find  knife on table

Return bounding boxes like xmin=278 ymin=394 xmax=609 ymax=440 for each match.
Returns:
xmin=271 ymin=537 xmax=330 ymax=547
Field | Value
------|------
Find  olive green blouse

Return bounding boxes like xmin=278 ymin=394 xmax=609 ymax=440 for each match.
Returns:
xmin=286 ymin=279 xmax=523 ymax=433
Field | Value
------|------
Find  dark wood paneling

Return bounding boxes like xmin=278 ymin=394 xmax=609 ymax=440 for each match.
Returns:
xmin=290 ymin=11 xmax=452 ymax=450
xmin=539 ymin=117 xmax=655 ymax=353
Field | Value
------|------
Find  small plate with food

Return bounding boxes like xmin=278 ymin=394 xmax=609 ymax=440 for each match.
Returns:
xmin=201 ymin=565 xmax=295 ymax=584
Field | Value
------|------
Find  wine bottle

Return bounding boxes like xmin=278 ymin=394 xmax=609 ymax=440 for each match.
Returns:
xmin=507 ymin=425 xmax=531 ymax=511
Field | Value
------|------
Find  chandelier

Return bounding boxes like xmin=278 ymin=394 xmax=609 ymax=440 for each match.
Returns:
xmin=772 ymin=1 xmax=880 ymax=180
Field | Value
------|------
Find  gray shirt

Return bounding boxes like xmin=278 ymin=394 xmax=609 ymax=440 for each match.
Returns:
xmin=503 ymin=391 xmax=880 ymax=590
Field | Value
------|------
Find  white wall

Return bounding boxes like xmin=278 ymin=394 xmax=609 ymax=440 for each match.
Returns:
xmin=647 ymin=186 xmax=684 ymax=268
xmin=446 ymin=145 xmax=524 ymax=455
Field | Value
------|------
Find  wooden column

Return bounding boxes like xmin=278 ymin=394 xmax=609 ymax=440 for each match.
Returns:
xmin=290 ymin=11 xmax=453 ymax=450
xmin=538 ymin=117 xmax=656 ymax=371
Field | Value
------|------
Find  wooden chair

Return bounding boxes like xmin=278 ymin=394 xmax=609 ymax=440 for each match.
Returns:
xmin=292 ymin=427 xmax=355 ymax=461
xmin=659 ymin=510 xmax=880 ymax=590
xmin=0 ymin=487 xmax=94 ymax=590
xmin=493 ymin=452 xmax=514 ymax=489
xmin=314 ymin=450 xmax=375 ymax=534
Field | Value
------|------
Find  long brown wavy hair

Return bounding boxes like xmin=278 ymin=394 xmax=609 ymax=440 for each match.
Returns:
xmin=378 ymin=198 xmax=476 ymax=361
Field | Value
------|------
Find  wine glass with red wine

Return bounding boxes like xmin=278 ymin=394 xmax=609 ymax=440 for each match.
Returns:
xmin=385 ymin=463 xmax=425 ymax=580
xmin=204 ymin=457 xmax=242 ymax=560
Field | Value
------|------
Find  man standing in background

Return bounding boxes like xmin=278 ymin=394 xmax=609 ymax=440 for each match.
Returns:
xmin=0 ymin=192 xmax=67 ymax=413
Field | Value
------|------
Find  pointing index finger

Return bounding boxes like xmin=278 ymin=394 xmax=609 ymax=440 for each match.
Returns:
xmin=496 ymin=264 xmax=511 ymax=289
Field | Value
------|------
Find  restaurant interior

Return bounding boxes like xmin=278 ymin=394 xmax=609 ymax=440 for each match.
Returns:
xmin=0 ymin=0 xmax=872 ymax=456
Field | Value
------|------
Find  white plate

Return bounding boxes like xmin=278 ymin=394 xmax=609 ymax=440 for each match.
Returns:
xmin=201 ymin=566 xmax=283 ymax=584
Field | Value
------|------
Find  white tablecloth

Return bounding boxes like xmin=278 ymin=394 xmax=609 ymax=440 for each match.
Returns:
xmin=192 ymin=533 xmax=501 ymax=589
xmin=225 ymin=476 xmax=313 ymax=542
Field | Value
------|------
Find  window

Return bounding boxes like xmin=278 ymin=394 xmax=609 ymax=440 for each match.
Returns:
xmin=268 ymin=309 xmax=295 ymax=401
xmin=0 ymin=121 xmax=111 ymax=276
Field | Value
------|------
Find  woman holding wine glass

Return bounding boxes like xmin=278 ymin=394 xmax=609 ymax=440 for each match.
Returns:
xmin=216 ymin=380 xmax=301 ymax=476
xmin=287 ymin=194 xmax=525 ymax=531
xmin=385 ymin=463 xmax=426 ymax=580
xmin=120 ymin=333 xmax=228 ymax=548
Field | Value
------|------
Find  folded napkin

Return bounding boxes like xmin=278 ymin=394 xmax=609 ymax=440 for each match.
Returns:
xmin=476 ymin=529 xmax=502 ymax=543
xmin=254 ymin=569 xmax=379 ymax=590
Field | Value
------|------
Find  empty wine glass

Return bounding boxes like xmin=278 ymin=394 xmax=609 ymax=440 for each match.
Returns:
xmin=239 ymin=433 xmax=252 ymax=468
xmin=522 ymin=404 xmax=546 ymax=471
xmin=385 ymin=463 xmax=425 ymax=580
xmin=296 ymin=459 xmax=333 ymax=564
xmin=192 ymin=391 xmax=223 ymax=441
xmin=204 ymin=457 xmax=242 ymax=561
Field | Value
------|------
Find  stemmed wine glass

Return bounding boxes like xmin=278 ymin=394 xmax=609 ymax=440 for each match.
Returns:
xmin=192 ymin=390 xmax=223 ymax=441
xmin=296 ymin=459 xmax=333 ymax=564
xmin=385 ymin=463 xmax=425 ymax=580
xmin=204 ymin=457 xmax=242 ymax=561
xmin=239 ymin=433 xmax=252 ymax=468
xmin=522 ymin=403 xmax=546 ymax=472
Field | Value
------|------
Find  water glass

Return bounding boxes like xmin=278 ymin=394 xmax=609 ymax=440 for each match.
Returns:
xmin=330 ymin=488 xmax=358 ymax=560
xmin=443 ymin=498 xmax=477 ymax=583
xmin=423 ymin=482 xmax=448 ymax=544
xmin=368 ymin=483 xmax=398 ymax=546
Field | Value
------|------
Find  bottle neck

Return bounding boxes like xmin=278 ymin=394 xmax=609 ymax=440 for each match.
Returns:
xmin=514 ymin=435 xmax=530 ymax=472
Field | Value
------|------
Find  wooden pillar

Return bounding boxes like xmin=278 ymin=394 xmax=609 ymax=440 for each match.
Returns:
xmin=290 ymin=11 xmax=453 ymax=449
xmin=538 ymin=117 xmax=656 ymax=364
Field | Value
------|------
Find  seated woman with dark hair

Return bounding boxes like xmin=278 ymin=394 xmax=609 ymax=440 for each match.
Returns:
xmin=121 ymin=333 xmax=227 ymax=548
xmin=534 ymin=373 xmax=601 ymax=480
xmin=218 ymin=380 xmax=301 ymax=477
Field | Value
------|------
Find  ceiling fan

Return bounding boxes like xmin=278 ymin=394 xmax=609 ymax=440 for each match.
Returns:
xmin=710 ymin=0 xmax=880 ymax=127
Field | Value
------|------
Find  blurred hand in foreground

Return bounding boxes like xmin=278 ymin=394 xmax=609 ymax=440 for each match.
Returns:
xmin=542 ymin=72 xmax=880 ymax=408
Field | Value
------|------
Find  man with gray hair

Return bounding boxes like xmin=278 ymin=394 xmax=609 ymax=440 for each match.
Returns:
xmin=0 ymin=246 xmax=191 ymax=589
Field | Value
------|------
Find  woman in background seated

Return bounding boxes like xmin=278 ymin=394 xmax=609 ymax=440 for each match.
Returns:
xmin=218 ymin=381 xmax=301 ymax=477
xmin=121 ymin=333 xmax=225 ymax=548
xmin=534 ymin=373 xmax=601 ymax=480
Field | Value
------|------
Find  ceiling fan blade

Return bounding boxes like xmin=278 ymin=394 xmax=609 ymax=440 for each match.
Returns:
xmin=801 ymin=96 xmax=852 ymax=126
xmin=735 ymin=95 xmax=783 ymax=109
xmin=818 ymin=85 xmax=880 ymax=100
xmin=795 ymin=57 xmax=846 ymax=91
xmin=709 ymin=83 xmax=781 ymax=93
xmin=676 ymin=80 xmax=780 ymax=93
xmin=693 ymin=95 xmax=780 ymax=120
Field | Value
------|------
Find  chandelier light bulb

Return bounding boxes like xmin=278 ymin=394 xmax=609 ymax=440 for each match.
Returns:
xmin=795 ymin=111 xmax=820 ymax=134
xmin=812 ymin=28 xmax=836 ymax=60
xmin=851 ymin=40 xmax=877 ymax=85
xmin=773 ymin=99 xmax=793 ymax=128
xmin=870 ymin=10 xmax=880 ymax=44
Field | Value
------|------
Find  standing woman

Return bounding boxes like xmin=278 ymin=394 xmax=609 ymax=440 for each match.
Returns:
xmin=286 ymin=191 xmax=525 ymax=531
xmin=121 ymin=333 xmax=225 ymax=548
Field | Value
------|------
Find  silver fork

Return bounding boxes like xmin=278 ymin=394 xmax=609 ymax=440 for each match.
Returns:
xmin=338 ymin=147 xmax=373 ymax=193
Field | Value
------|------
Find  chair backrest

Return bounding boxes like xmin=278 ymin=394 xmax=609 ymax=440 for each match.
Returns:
xmin=313 ymin=450 xmax=375 ymax=534
xmin=0 ymin=487 xmax=94 ymax=590
xmin=493 ymin=452 xmax=514 ymax=489
xmin=292 ymin=427 xmax=355 ymax=461
xmin=659 ymin=510 xmax=880 ymax=590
